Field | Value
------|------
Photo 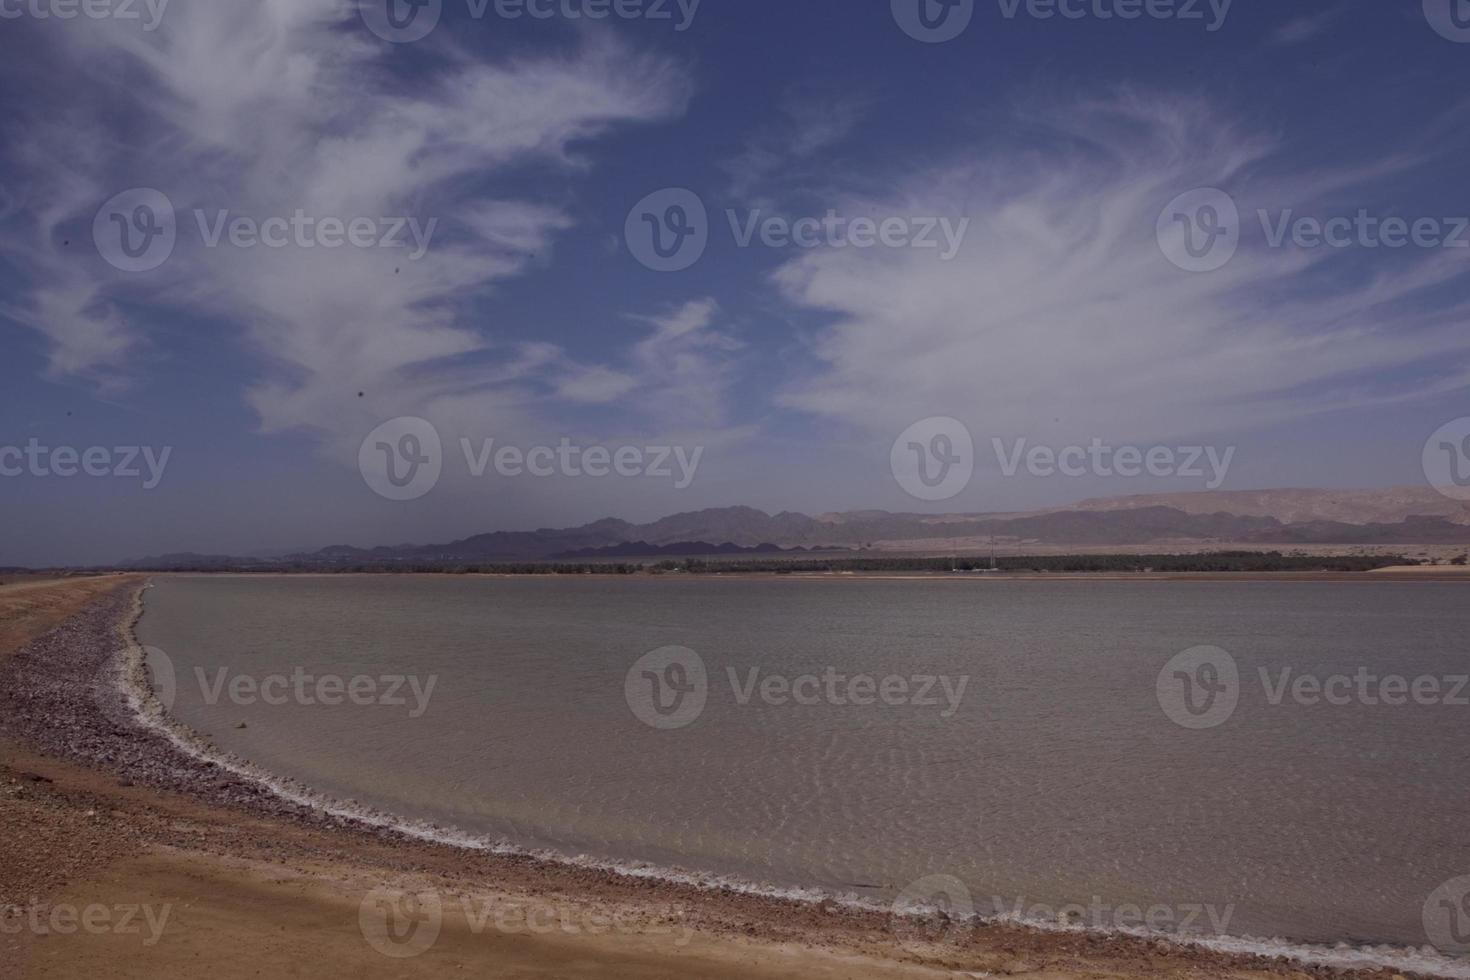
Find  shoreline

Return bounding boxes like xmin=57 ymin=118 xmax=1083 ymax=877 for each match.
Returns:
xmin=108 ymin=567 xmax=1470 ymax=583
xmin=1 ymin=578 xmax=1461 ymax=979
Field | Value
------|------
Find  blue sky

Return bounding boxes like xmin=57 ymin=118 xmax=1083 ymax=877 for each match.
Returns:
xmin=2 ymin=0 xmax=1469 ymax=565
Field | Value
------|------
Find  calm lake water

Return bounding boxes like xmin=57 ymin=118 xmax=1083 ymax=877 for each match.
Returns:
xmin=137 ymin=575 xmax=1470 ymax=957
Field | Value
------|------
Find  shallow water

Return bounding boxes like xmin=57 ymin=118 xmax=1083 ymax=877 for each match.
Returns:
xmin=137 ymin=574 xmax=1470 ymax=959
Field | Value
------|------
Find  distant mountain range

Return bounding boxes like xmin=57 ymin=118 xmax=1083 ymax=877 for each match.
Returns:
xmin=122 ymin=486 xmax=1470 ymax=569
xmin=551 ymin=541 xmax=810 ymax=560
xmin=1058 ymin=486 xmax=1470 ymax=526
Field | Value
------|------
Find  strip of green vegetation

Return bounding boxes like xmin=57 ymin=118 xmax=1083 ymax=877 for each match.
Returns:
xmin=124 ymin=551 xmax=1422 ymax=575
xmin=655 ymin=552 xmax=1417 ymax=574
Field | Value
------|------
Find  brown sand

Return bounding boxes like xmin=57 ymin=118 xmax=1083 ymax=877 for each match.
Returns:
xmin=0 ymin=577 xmax=1420 ymax=980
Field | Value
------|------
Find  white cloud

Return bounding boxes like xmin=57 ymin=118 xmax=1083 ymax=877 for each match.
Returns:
xmin=554 ymin=365 xmax=638 ymax=404
xmin=723 ymin=85 xmax=870 ymax=202
xmin=0 ymin=117 xmax=139 ymax=385
xmin=1268 ymin=9 xmax=1340 ymax=45
xmin=773 ymin=93 xmax=1470 ymax=449
xmin=624 ymin=298 xmax=743 ymax=428
xmin=526 ymin=298 xmax=745 ymax=424
xmin=2 ymin=1 xmax=693 ymax=463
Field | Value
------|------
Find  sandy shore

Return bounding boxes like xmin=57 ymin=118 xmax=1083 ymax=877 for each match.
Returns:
xmin=0 ymin=577 xmax=1432 ymax=979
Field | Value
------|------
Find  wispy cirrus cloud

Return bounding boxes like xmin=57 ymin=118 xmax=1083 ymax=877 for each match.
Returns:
xmin=771 ymin=92 xmax=1470 ymax=449
xmin=625 ymin=298 xmax=743 ymax=428
xmin=1268 ymin=8 xmax=1340 ymax=45
xmin=1 ymin=1 xmax=694 ymax=459
xmin=544 ymin=298 xmax=743 ymax=427
xmin=722 ymin=84 xmax=871 ymax=202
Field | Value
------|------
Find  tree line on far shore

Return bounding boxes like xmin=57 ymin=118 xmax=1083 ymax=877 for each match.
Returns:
xmin=102 ymin=551 xmax=1433 ymax=576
